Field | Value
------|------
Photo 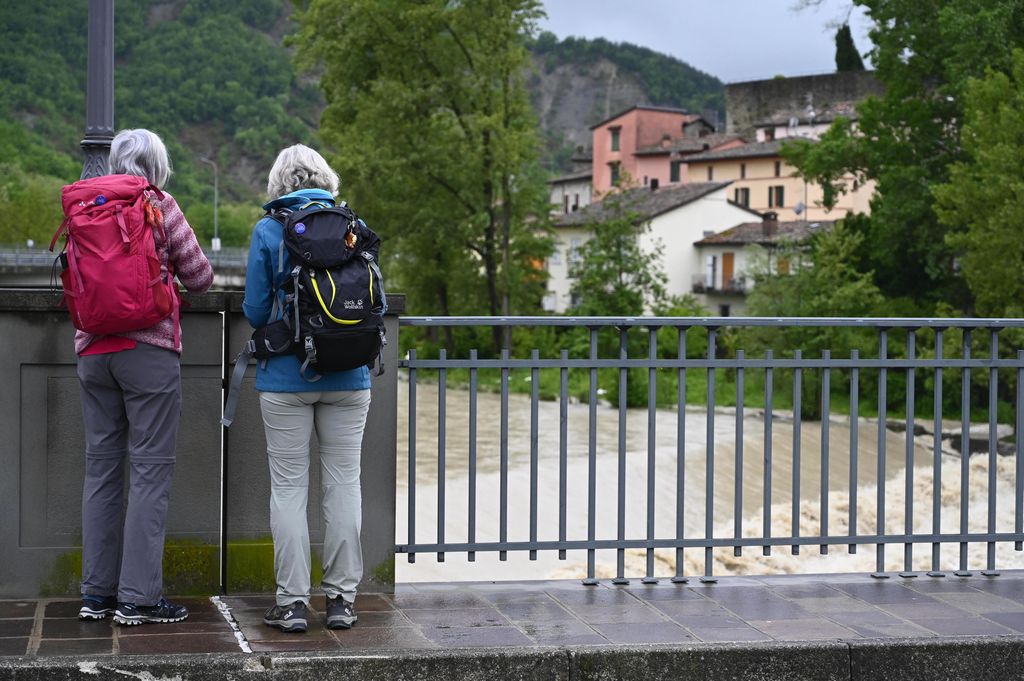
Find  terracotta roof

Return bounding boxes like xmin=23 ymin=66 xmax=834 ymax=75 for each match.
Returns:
xmin=553 ymin=181 xmax=732 ymax=227
xmin=694 ymin=219 xmax=834 ymax=246
xmin=588 ymin=105 xmax=699 ymax=130
xmin=548 ymin=170 xmax=592 ymax=184
xmin=634 ymin=134 xmax=745 ymax=157
xmin=683 ymin=140 xmax=790 ymax=163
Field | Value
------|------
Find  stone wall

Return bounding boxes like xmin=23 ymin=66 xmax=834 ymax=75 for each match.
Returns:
xmin=0 ymin=289 xmax=401 ymax=598
xmin=725 ymin=71 xmax=884 ymax=138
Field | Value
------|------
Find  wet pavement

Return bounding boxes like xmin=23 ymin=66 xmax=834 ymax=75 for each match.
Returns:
xmin=3 ymin=572 xmax=1024 ymax=658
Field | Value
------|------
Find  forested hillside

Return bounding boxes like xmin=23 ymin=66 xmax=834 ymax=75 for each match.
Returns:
xmin=0 ymin=0 xmax=723 ymax=248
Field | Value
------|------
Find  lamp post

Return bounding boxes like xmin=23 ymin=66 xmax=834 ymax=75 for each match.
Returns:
xmin=81 ymin=0 xmax=114 ymax=179
xmin=200 ymin=157 xmax=221 ymax=252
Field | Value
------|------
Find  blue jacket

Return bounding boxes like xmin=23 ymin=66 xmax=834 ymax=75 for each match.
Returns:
xmin=242 ymin=189 xmax=372 ymax=392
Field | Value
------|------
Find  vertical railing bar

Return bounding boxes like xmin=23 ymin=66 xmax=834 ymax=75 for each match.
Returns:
xmin=1015 ymin=348 xmax=1024 ymax=548
xmin=734 ymin=349 xmax=745 ymax=558
xmin=614 ymin=327 xmax=629 ymax=584
xmin=529 ymin=348 xmax=539 ymax=562
xmin=585 ymin=328 xmax=598 ymax=585
xmin=929 ymin=333 xmax=944 ymax=575
xmin=873 ymin=329 xmax=889 ymax=578
xmin=673 ymin=328 xmax=688 ymax=584
xmin=559 ymin=348 xmax=569 ymax=561
xmin=821 ymin=349 xmax=830 ymax=555
xmin=468 ymin=349 xmax=478 ymax=563
xmin=792 ymin=349 xmax=802 ymax=555
xmin=957 ymin=329 xmax=972 ymax=576
xmin=499 ymin=347 xmax=509 ymax=562
xmin=703 ymin=327 xmax=718 ymax=582
xmin=644 ymin=328 xmax=658 ymax=583
xmin=763 ymin=349 xmax=774 ymax=557
xmin=408 ymin=349 xmax=417 ymax=564
xmin=984 ymin=329 xmax=999 ymax=575
xmin=901 ymin=331 xmax=916 ymax=576
xmin=437 ymin=349 xmax=447 ymax=563
xmin=1016 ymin=349 xmax=1023 ymax=552
xmin=850 ymin=349 xmax=859 ymax=554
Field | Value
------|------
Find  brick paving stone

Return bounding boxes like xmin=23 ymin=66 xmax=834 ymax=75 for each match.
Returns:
xmin=478 ymin=590 xmax=557 ymax=606
xmin=391 ymin=592 xmax=489 ymax=610
xmin=519 ymin=620 xmax=603 ymax=645
xmin=547 ymin=587 xmax=638 ymax=606
xmin=351 ymin=610 xmax=411 ymax=628
xmin=778 ymin=596 xmax=877 ymax=614
xmin=0 ymin=602 xmax=36 ymax=619
xmin=0 ymin=639 xmax=28 ymax=657
xmin=627 ymin=585 xmax=709 ymax=602
xmin=401 ymin=607 xmax=510 ymax=629
xmin=769 ymin=585 xmax=846 ymax=600
xmin=562 ymin=603 xmax=667 ymax=625
xmin=248 ymin=638 xmax=343 ymax=653
xmin=0 ymin=620 xmax=34 ymax=638
xmin=690 ymin=627 xmax=772 ymax=643
xmin=115 ymin=620 xmax=230 ymax=636
xmin=420 ymin=625 xmax=534 ymax=648
xmin=982 ymin=612 xmax=1024 ymax=632
xmin=494 ymin=600 xmax=579 ymax=623
xmin=714 ymin=599 xmax=813 ymax=621
xmin=749 ymin=618 xmax=859 ymax=641
xmin=330 ymin=626 xmax=437 ymax=650
xmin=43 ymin=601 xmax=83 ymax=618
xmin=36 ymin=638 xmax=114 ymax=656
xmin=905 ymin=579 xmax=984 ymax=594
xmin=117 ymin=632 xmax=243 ymax=655
xmin=911 ymin=617 xmax=1016 ymax=637
xmin=825 ymin=610 xmax=912 ymax=628
xmin=877 ymin=601 xmax=972 ymax=620
xmin=41 ymin=618 xmax=113 ymax=639
xmin=832 ymin=582 xmax=937 ymax=604
xmin=843 ymin=622 xmax=936 ymax=638
xmin=929 ymin=591 xmax=1024 ymax=614
xmin=590 ymin=622 xmax=697 ymax=644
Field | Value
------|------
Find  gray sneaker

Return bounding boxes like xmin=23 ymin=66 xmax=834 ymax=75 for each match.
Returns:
xmin=263 ymin=601 xmax=308 ymax=633
xmin=326 ymin=596 xmax=357 ymax=629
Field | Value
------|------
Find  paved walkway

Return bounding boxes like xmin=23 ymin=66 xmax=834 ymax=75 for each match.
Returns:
xmin=3 ymin=572 xmax=1024 ymax=658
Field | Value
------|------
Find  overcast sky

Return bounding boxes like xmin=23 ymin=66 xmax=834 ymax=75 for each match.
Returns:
xmin=537 ymin=0 xmax=874 ymax=83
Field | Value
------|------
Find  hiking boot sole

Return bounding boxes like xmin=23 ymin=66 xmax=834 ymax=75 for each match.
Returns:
xmin=113 ymin=613 xmax=189 ymax=626
xmin=326 ymin=616 xmax=356 ymax=630
xmin=78 ymin=608 xmax=113 ymax=621
xmin=264 ymin=617 xmax=307 ymax=633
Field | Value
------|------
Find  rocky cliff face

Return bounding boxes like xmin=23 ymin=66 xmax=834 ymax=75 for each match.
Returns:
xmin=528 ymin=55 xmax=651 ymax=161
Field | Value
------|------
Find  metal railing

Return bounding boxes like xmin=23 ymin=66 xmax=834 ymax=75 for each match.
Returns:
xmin=396 ymin=316 xmax=1024 ymax=583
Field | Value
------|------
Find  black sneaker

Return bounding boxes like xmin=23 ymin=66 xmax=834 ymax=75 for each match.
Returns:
xmin=113 ymin=598 xmax=189 ymax=626
xmin=263 ymin=601 xmax=308 ymax=633
xmin=79 ymin=595 xmax=117 ymax=620
xmin=326 ymin=596 xmax=357 ymax=629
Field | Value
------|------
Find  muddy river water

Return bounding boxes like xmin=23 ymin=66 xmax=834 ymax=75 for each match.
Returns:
xmin=393 ymin=382 xmax=1023 ymax=582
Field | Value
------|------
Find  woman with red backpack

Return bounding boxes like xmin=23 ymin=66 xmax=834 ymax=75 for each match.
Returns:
xmin=71 ymin=129 xmax=214 ymax=625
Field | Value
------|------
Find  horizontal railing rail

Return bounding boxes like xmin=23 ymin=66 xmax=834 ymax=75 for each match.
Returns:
xmin=396 ymin=316 xmax=1024 ymax=584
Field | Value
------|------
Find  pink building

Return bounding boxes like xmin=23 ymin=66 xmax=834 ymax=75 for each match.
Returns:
xmin=590 ymin=106 xmax=742 ymax=196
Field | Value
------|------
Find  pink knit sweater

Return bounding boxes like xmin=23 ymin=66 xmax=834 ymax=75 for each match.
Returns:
xmin=74 ymin=192 xmax=214 ymax=355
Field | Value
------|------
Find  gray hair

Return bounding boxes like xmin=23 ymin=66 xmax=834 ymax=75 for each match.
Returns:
xmin=267 ymin=144 xmax=339 ymax=198
xmin=109 ymin=129 xmax=171 ymax=189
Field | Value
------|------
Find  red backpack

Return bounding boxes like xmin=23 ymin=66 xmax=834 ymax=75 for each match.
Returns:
xmin=50 ymin=175 xmax=180 ymax=343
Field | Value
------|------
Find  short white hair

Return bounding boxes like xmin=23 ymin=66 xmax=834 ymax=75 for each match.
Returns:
xmin=267 ymin=144 xmax=339 ymax=199
xmin=109 ymin=129 xmax=171 ymax=189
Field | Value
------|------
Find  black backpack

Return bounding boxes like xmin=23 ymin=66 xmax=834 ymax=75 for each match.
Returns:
xmin=222 ymin=200 xmax=386 ymax=427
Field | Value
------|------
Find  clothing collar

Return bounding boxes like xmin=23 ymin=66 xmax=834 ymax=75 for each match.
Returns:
xmin=262 ymin=189 xmax=336 ymax=212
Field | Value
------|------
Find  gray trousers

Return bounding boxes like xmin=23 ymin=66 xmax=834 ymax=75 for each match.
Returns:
xmin=77 ymin=343 xmax=181 ymax=606
xmin=259 ymin=390 xmax=371 ymax=607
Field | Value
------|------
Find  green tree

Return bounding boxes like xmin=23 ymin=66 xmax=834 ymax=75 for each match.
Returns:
xmin=934 ymin=49 xmax=1024 ymax=317
xmin=783 ymin=0 xmax=1024 ymax=312
xmin=743 ymin=222 xmax=883 ymax=418
xmin=293 ymin=0 xmax=553 ymax=350
xmin=835 ymin=24 xmax=865 ymax=71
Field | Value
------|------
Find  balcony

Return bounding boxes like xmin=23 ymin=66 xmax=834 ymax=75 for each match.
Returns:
xmin=692 ymin=275 xmax=748 ymax=294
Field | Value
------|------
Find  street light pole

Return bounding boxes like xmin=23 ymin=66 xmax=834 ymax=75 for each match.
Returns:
xmin=201 ymin=157 xmax=221 ymax=252
xmin=81 ymin=0 xmax=114 ymax=179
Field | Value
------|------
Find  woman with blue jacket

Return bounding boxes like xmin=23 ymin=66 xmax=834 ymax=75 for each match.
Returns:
xmin=243 ymin=144 xmax=371 ymax=633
